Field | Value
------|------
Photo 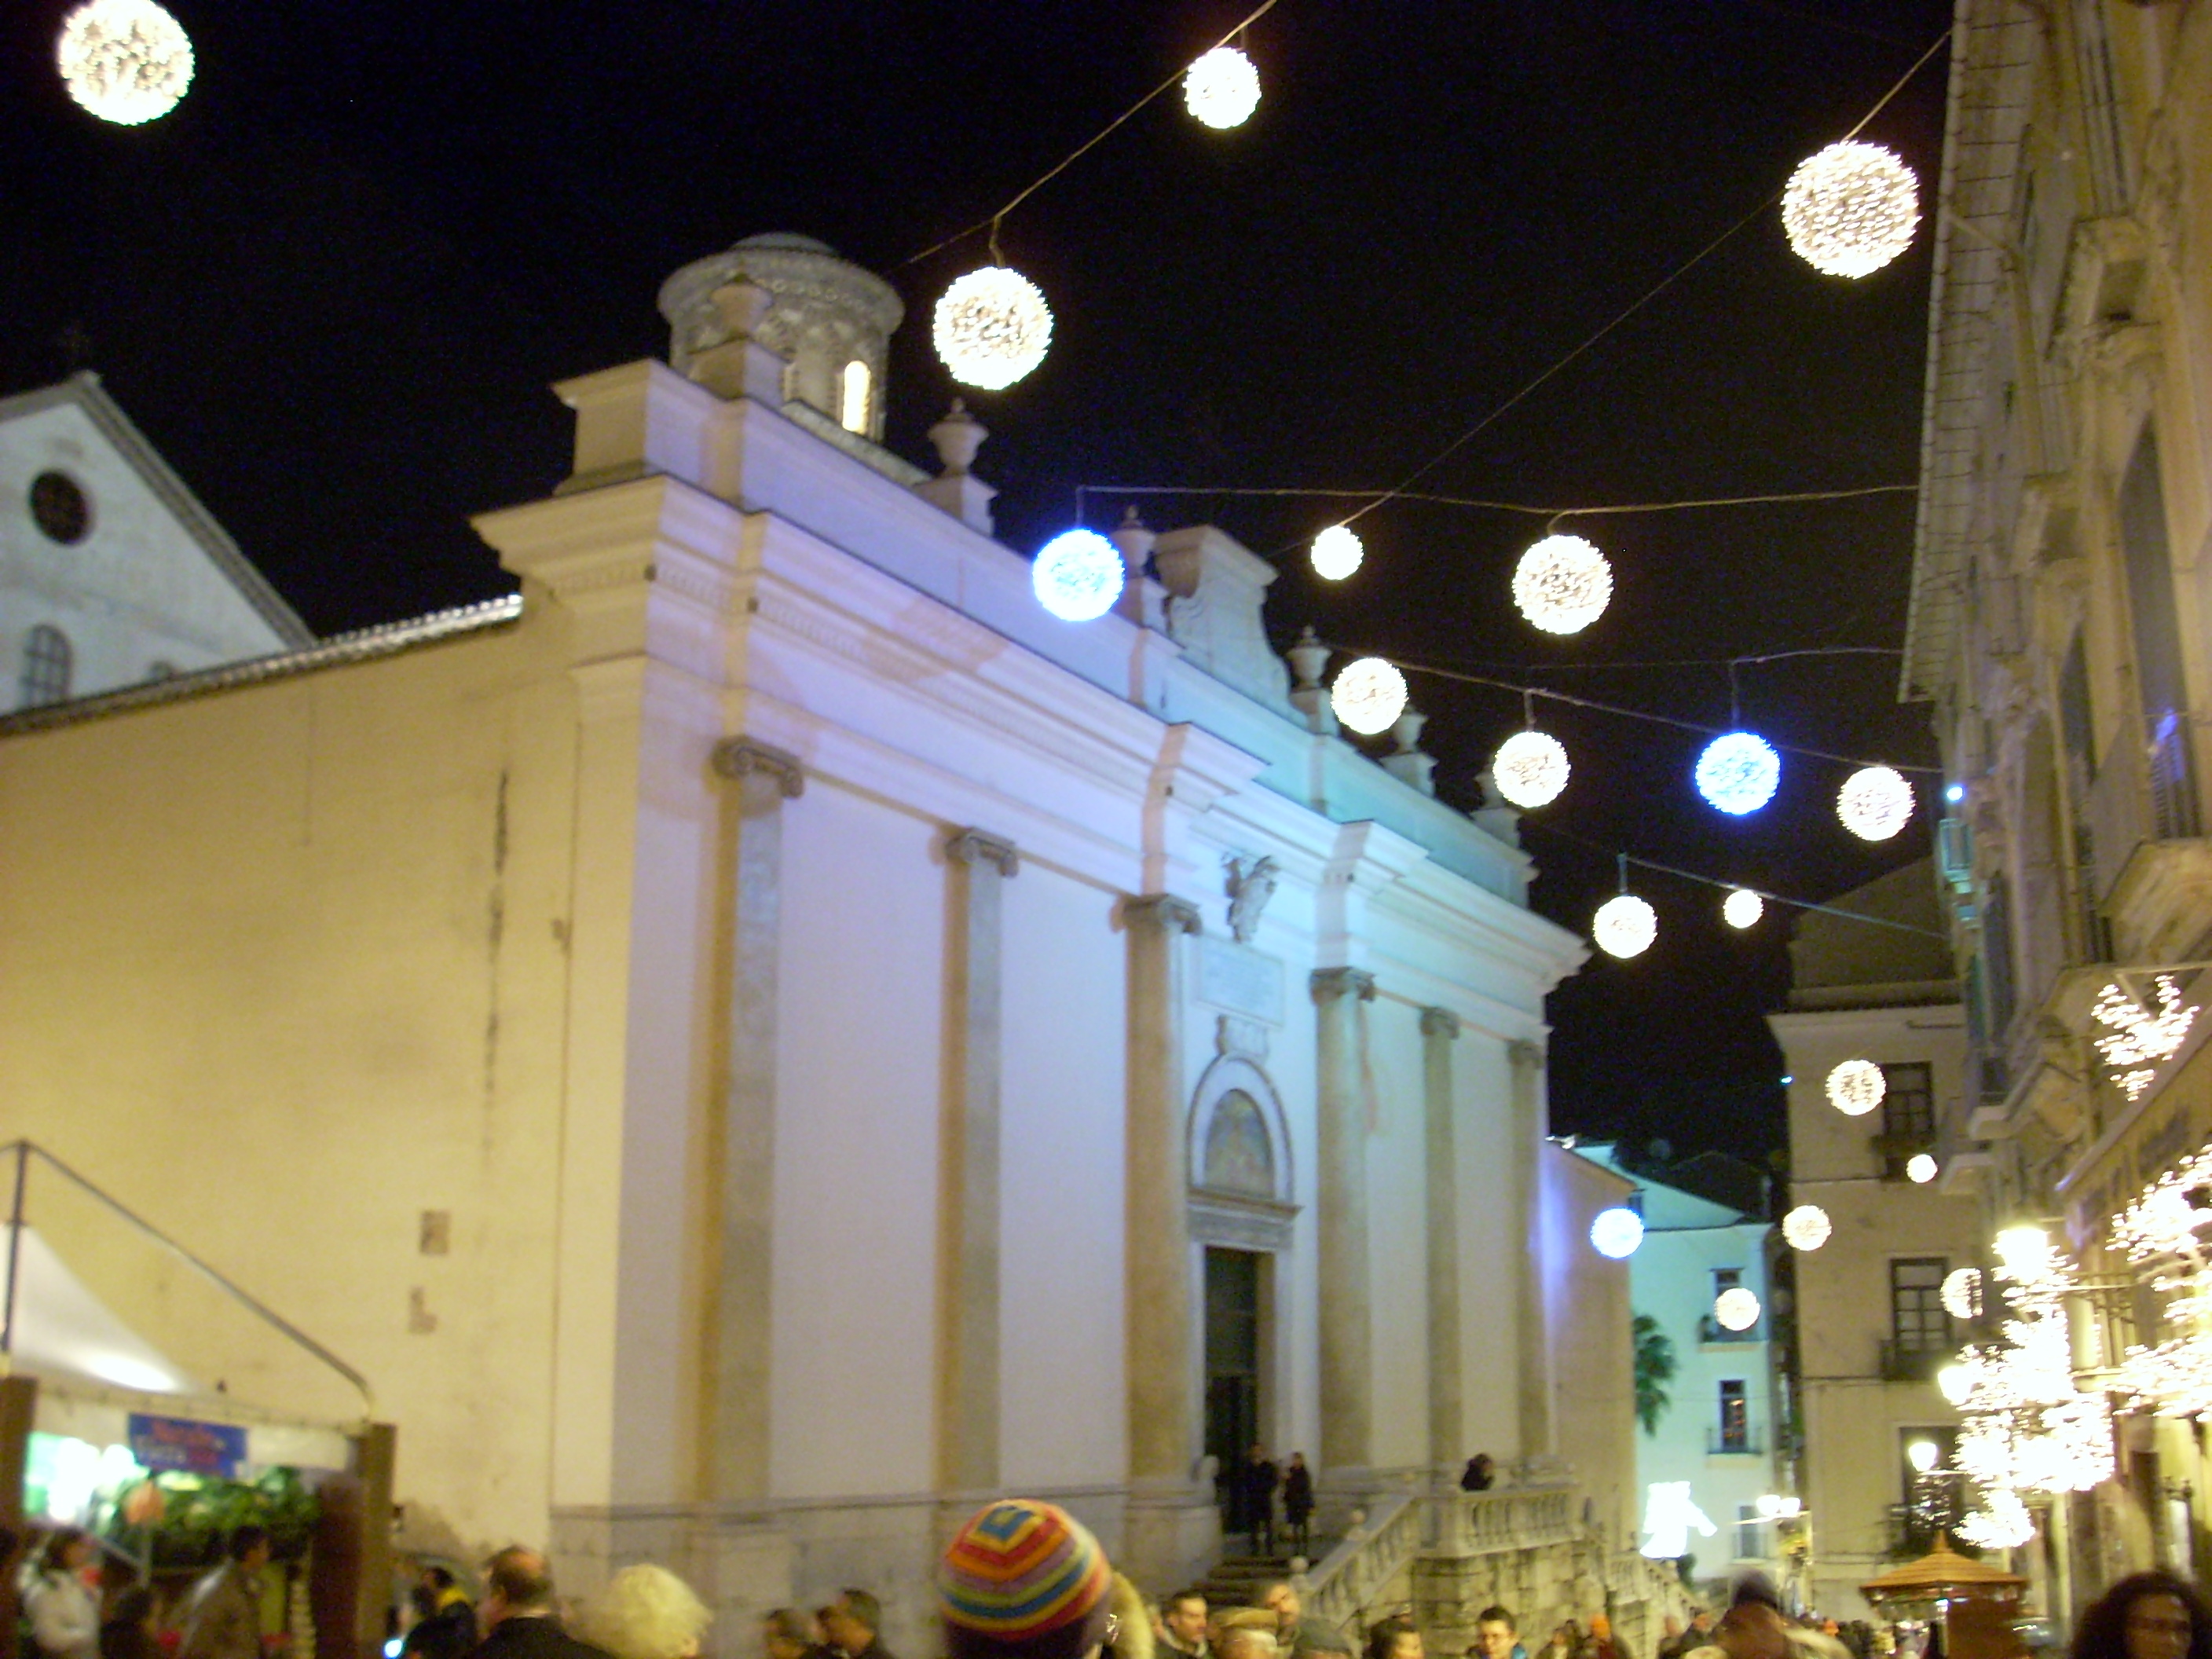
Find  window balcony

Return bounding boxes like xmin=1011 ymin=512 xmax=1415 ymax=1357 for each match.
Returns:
xmin=1699 ymin=1314 xmax=1763 ymax=1344
xmin=1708 ymin=1431 xmax=1763 ymax=1456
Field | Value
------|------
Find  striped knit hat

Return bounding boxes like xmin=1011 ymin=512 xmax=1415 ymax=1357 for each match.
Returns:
xmin=939 ymin=1500 xmax=1115 ymax=1659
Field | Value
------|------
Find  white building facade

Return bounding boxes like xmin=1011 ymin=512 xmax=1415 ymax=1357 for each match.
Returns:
xmin=0 ymin=373 xmax=310 ymax=710
xmin=0 ymin=238 xmax=1684 ymax=1654
xmin=1769 ymin=864 xmax=1979 ymax=1621
xmin=1576 ymin=1147 xmax=1785 ymax=1595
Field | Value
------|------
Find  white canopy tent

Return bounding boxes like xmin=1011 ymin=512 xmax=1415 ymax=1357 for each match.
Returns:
xmin=2 ymin=1221 xmax=198 ymax=1394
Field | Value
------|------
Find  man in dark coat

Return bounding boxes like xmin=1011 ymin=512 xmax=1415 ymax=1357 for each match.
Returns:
xmin=469 ymin=1548 xmax=613 ymax=1659
xmin=1242 ymin=1445 xmax=1280 ymax=1555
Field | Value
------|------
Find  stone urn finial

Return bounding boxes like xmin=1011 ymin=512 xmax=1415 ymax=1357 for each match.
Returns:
xmin=1391 ymin=709 xmax=1428 ymax=754
xmin=1287 ymin=625 xmax=1331 ymax=691
xmin=928 ymin=399 xmax=987 ymax=476
xmin=1108 ymin=505 xmax=1158 ymax=580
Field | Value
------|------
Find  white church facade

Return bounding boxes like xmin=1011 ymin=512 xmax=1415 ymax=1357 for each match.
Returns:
xmin=0 ymin=372 xmax=311 ymax=710
xmin=0 ymin=237 xmax=1672 ymax=1654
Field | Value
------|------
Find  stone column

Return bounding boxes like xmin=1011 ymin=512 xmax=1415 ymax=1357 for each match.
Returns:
xmin=1422 ymin=1007 xmax=1463 ymax=1479
xmin=707 ymin=738 xmax=803 ymax=1503
xmin=1508 ymin=1038 xmax=1554 ymax=1463
xmin=939 ymin=829 xmax=1018 ymax=1495
xmin=1313 ymin=966 xmax=1377 ymax=1478
xmin=1125 ymin=894 xmax=1202 ymax=1479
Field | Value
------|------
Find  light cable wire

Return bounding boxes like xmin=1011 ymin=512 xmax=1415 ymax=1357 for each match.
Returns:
xmin=897 ymin=0 xmax=1284 ymax=271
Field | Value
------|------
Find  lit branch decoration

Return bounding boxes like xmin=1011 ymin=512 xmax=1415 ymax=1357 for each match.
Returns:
xmin=2090 ymin=975 xmax=2197 ymax=1101
xmin=1947 ymin=1227 xmax=2112 ymax=1535
xmin=2111 ymin=1144 xmax=2212 ymax=1419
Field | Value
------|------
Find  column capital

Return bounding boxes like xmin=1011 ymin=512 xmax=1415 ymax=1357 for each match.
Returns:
xmin=1420 ymin=1006 xmax=1462 ymax=1041
xmin=1311 ymin=966 xmax=1377 ymax=1005
xmin=947 ymin=827 xmax=1020 ymax=877
xmin=1508 ymin=1037 xmax=1547 ymax=1070
xmin=1124 ymin=894 xmax=1203 ymax=936
xmin=712 ymin=738 xmax=804 ymax=797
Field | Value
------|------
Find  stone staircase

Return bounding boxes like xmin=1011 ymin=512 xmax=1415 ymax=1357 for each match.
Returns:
xmin=1198 ymin=1550 xmax=1301 ymax=1610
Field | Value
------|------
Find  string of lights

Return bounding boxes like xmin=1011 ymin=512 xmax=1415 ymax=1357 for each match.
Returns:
xmin=1525 ymin=823 xmax=1951 ymax=941
xmin=1363 ymin=651 xmax=1942 ymax=775
xmin=1075 ymin=480 xmax=1918 ymax=528
xmin=897 ymin=0 xmax=1284 ymax=273
xmin=1321 ymin=27 xmax=1949 ymax=533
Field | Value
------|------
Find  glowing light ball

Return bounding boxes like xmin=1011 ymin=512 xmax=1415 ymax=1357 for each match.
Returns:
xmin=1511 ymin=535 xmax=1613 ymax=634
xmin=1492 ymin=729 xmax=1569 ymax=808
xmin=1782 ymin=141 xmax=1921 ymax=278
xmin=1782 ymin=1203 xmax=1832 ymax=1251
xmin=1591 ymin=1207 xmax=1645 ymax=1259
xmin=1696 ymin=732 xmax=1782 ymax=815
xmin=1838 ymin=764 xmax=1915 ymax=840
xmin=1906 ymin=1152 xmax=1939 ymax=1185
xmin=1310 ymin=524 xmax=1363 ymax=580
xmin=933 ymin=266 xmax=1053 ymax=390
xmin=1723 ymin=888 xmax=1764 ymax=929
xmin=1031 ymin=529 xmax=1125 ymax=621
xmin=57 ymin=0 xmax=193 ymax=125
xmin=1714 ymin=1287 xmax=1762 ymax=1331
xmin=1183 ymin=46 xmax=1261 ymax=130
xmin=1593 ymin=894 xmax=1657 ymax=959
xmin=1826 ymin=1058 xmax=1885 ymax=1116
xmin=1940 ymin=1267 xmax=1983 ymax=1321
xmin=1906 ymin=1438 xmax=1939 ymax=1474
xmin=1936 ymin=1364 xmax=1969 ymax=1405
xmin=1331 ymin=657 xmax=1408 ymax=735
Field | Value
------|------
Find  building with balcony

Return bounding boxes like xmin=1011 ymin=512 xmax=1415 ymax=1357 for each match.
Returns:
xmin=1769 ymin=862 xmax=1979 ymax=1620
xmin=1899 ymin=0 xmax=2212 ymax=1617
xmin=1572 ymin=1144 xmax=1787 ymax=1596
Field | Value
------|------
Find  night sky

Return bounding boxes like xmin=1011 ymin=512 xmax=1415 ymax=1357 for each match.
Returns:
xmin=2 ymin=1 xmax=1957 ymax=1165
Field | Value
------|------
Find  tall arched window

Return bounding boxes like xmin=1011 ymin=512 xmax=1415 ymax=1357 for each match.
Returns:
xmin=20 ymin=624 xmax=72 ymax=708
xmin=840 ymin=359 xmax=872 ymax=434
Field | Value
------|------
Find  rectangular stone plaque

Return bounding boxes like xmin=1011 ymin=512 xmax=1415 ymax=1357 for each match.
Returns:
xmin=1197 ymin=936 xmax=1284 ymax=1025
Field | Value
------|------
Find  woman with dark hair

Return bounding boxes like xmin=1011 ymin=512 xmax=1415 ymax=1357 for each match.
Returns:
xmin=2070 ymin=1572 xmax=2212 ymax=1659
xmin=27 ymin=1529 xmax=100 ymax=1659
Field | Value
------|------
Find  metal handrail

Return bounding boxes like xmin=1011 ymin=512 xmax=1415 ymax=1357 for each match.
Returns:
xmin=0 ymin=1139 xmax=374 ymax=1414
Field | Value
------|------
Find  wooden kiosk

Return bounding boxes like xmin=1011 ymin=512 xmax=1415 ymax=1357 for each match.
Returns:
xmin=1862 ymin=1540 xmax=2029 ymax=1659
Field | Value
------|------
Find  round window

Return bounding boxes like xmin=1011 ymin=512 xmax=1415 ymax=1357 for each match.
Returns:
xmin=30 ymin=472 xmax=92 ymax=544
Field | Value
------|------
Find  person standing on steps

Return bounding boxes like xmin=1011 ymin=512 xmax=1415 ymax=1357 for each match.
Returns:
xmin=1242 ymin=1445 xmax=1280 ymax=1556
xmin=1280 ymin=1455 xmax=1314 ymax=1558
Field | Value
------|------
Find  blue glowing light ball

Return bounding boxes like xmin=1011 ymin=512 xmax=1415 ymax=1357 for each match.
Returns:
xmin=1694 ymin=731 xmax=1782 ymax=815
xmin=1590 ymin=1207 xmax=1645 ymax=1259
xmin=1031 ymin=529 xmax=1126 ymax=621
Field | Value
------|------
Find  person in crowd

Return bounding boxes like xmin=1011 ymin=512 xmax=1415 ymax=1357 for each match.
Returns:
xmin=819 ymin=1611 xmax=843 ymax=1657
xmin=937 ymin=1499 xmax=1117 ymax=1659
xmin=1544 ymin=1625 xmax=1582 ymax=1659
xmin=1219 ymin=1632 xmax=1276 ymax=1659
xmin=1280 ymin=1456 xmax=1315 ymax=1558
xmin=825 ymin=1592 xmax=896 ymax=1659
xmin=1587 ymin=1615 xmax=1628 ymax=1659
xmin=577 ymin=1564 xmax=711 ymax=1659
xmin=469 ymin=1546 xmax=613 ymax=1659
xmin=181 ymin=1526 xmax=272 ymax=1659
xmin=2069 ymin=1571 xmax=2212 ymax=1659
xmin=1459 ymin=1457 xmax=1495 ymax=1494
xmin=766 ymin=1610 xmax=828 ymax=1659
xmin=27 ymin=1529 xmax=99 ymax=1659
xmin=98 ymin=1586 xmax=158 ymax=1659
xmin=1160 ymin=1594 xmax=1208 ymax=1659
xmin=405 ymin=1568 xmax=479 ymax=1659
xmin=1259 ymin=1581 xmax=1339 ymax=1659
xmin=1365 ymin=1618 xmax=1422 ymax=1659
xmin=1661 ymin=1613 xmax=1712 ymax=1659
xmin=1470 ymin=1607 xmax=1525 ymax=1659
xmin=1243 ymin=1447 xmax=1280 ymax=1556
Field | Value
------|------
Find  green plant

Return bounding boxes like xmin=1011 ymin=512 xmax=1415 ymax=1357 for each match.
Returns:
xmin=104 ymin=1467 xmax=320 ymax=1569
xmin=1634 ymin=1313 xmax=1677 ymax=1435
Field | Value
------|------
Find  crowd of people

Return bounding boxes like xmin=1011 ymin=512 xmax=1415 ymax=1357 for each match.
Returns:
xmin=14 ymin=1503 xmax=2212 ymax=1659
